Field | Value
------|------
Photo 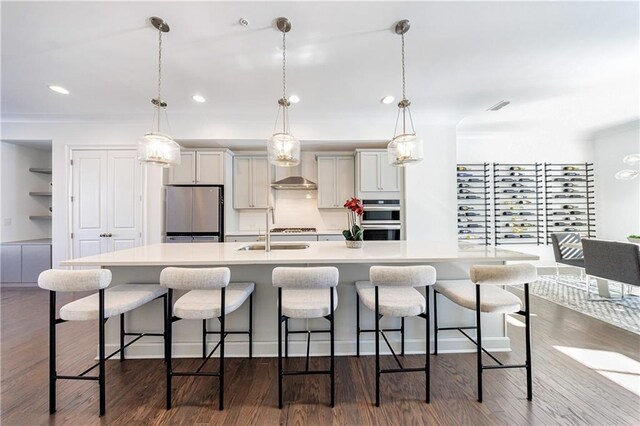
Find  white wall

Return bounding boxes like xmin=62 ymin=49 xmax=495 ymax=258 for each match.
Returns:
xmin=0 ymin=141 xmax=52 ymax=242
xmin=1 ymin=116 xmax=459 ymax=267
xmin=593 ymin=120 xmax=640 ymax=240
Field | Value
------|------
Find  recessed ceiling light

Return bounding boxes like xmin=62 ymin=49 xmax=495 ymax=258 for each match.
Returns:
xmin=288 ymin=95 xmax=300 ymax=104
xmin=48 ymin=85 xmax=69 ymax=95
xmin=381 ymin=95 xmax=394 ymax=104
xmin=192 ymin=94 xmax=206 ymax=103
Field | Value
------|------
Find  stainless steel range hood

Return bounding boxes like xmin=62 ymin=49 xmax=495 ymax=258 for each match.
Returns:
xmin=271 ymin=176 xmax=317 ymax=190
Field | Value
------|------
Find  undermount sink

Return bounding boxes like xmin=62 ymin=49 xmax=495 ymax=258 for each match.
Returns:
xmin=237 ymin=243 xmax=310 ymax=251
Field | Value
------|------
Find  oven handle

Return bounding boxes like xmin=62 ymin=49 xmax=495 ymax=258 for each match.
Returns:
xmin=362 ymin=224 xmax=402 ymax=230
xmin=363 ymin=206 xmax=401 ymax=211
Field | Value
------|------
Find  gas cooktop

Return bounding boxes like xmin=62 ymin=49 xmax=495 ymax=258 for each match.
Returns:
xmin=270 ymin=227 xmax=317 ymax=233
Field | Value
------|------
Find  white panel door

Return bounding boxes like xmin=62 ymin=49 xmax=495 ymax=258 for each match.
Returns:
xmin=72 ymin=150 xmax=108 ymax=258
xmin=72 ymin=150 xmax=142 ymax=259
xmin=107 ymin=150 xmax=141 ymax=252
xmin=359 ymin=152 xmax=380 ymax=192
xmin=317 ymin=157 xmax=337 ymax=208
xmin=168 ymin=151 xmax=196 ymax=184
xmin=196 ymin=151 xmax=224 ymax=184
xmin=233 ymin=157 xmax=252 ymax=208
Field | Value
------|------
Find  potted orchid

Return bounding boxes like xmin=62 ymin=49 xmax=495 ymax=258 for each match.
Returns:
xmin=343 ymin=197 xmax=364 ymax=248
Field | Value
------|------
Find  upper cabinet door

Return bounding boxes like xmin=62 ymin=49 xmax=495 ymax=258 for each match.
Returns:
xmin=196 ymin=151 xmax=224 ymax=184
xmin=317 ymin=157 xmax=337 ymax=208
xmin=168 ymin=151 xmax=196 ymax=184
xmin=358 ymin=152 xmax=380 ymax=192
xmin=251 ymin=157 xmax=269 ymax=209
xmin=378 ymin=152 xmax=401 ymax=192
xmin=336 ymin=156 xmax=355 ymax=204
xmin=233 ymin=157 xmax=252 ymax=209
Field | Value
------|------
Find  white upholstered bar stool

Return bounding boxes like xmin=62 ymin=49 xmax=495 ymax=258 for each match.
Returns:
xmin=38 ymin=269 xmax=167 ymax=416
xmin=355 ymin=265 xmax=436 ymax=406
xmin=273 ymin=266 xmax=339 ymax=409
xmin=433 ymin=263 xmax=537 ymax=402
xmin=161 ymin=267 xmax=254 ymax=411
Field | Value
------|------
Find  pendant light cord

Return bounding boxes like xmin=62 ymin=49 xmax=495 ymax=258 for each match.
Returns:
xmin=156 ymin=27 xmax=163 ymax=133
xmin=401 ymin=32 xmax=406 ymax=102
xmin=282 ymin=30 xmax=288 ymax=134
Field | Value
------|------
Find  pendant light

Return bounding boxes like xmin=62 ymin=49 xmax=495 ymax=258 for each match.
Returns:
xmin=267 ymin=17 xmax=300 ymax=167
xmin=137 ymin=17 xmax=181 ymax=167
xmin=387 ymin=20 xmax=423 ymax=167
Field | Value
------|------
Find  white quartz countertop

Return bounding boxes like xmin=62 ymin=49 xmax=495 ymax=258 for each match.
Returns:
xmin=61 ymin=241 xmax=538 ymax=267
xmin=225 ymin=230 xmax=343 ymax=236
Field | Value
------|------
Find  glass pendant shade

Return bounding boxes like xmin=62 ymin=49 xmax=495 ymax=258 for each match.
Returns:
xmin=137 ymin=132 xmax=181 ymax=167
xmin=615 ymin=169 xmax=639 ymax=180
xmin=387 ymin=133 xmax=423 ymax=166
xmin=268 ymin=132 xmax=300 ymax=167
xmin=623 ymin=154 xmax=640 ymax=166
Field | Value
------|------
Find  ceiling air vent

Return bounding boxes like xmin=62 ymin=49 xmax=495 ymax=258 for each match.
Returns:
xmin=487 ymin=100 xmax=510 ymax=111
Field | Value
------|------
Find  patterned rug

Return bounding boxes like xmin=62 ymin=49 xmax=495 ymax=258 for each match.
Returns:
xmin=517 ymin=275 xmax=640 ymax=335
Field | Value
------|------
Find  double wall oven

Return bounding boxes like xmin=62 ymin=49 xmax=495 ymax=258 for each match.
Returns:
xmin=361 ymin=199 xmax=402 ymax=240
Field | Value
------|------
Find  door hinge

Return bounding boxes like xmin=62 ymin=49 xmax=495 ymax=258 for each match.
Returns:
xmin=70 ymin=233 xmax=74 ymax=239
xmin=70 ymin=196 xmax=74 ymax=202
xmin=70 ymin=159 xmax=73 ymax=166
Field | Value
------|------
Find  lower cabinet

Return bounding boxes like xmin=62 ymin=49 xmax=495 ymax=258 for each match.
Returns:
xmin=318 ymin=234 xmax=344 ymax=241
xmin=226 ymin=235 xmax=261 ymax=243
xmin=0 ymin=243 xmax=52 ymax=284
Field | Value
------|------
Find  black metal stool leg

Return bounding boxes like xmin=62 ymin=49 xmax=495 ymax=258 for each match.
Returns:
xmin=98 ymin=289 xmax=106 ymax=416
xmin=219 ymin=287 xmax=226 ymax=411
xmin=330 ymin=288 xmax=335 ymax=408
xmin=166 ymin=289 xmax=173 ymax=410
xmin=163 ymin=294 xmax=168 ymax=363
xmin=120 ymin=313 xmax=125 ymax=361
xmin=49 ymin=291 xmax=57 ymax=414
xmin=285 ymin=318 xmax=289 ymax=359
xmin=249 ymin=292 xmax=253 ymax=359
xmin=278 ymin=288 xmax=283 ymax=409
xmin=375 ymin=286 xmax=380 ymax=407
xmin=202 ymin=319 xmax=207 ymax=359
xmin=356 ymin=295 xmax=360 ymax=357
xmin=401 ymin=317 xmax=405 ymax=356
xmin=524 ymin=283 xmax=533 ymax=401
xmin=425 ymin=288 xmax=431 ymax=403
xmin=433 ymin=289 xmax=439 ymax=355
xmin=476 ymin=285 xmax=483 ymax=403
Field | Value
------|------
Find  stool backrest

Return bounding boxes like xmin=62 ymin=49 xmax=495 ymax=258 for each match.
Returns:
xmin=38 ymin=269 xmax=112 ymax=292
xmin=470 ymin=264 xmax=537 ymax=286
xmin=272 ymin=266 xmax=339 ymax=289
xmin=160 ymin=267 xmax=230 ymax=290
xmin=370 ymin=265 xmax=436 ymax=287
xmin=582 ymin=239 xmax=640 ymax=287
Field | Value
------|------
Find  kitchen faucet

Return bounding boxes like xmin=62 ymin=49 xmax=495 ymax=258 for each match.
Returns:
xmin=265 ymin=206 xmax=275 ymax=252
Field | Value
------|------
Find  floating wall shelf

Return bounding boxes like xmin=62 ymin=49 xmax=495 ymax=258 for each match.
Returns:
xmin=29 ymin=168 xmax=52 ymax=175
xmin=29 ymin=192 xmax=52 ymax=197
xmin=29 ymin=215 xmax=52 ymax=220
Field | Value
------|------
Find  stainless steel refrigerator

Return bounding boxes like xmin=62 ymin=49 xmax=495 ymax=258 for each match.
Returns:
xmin=165 ymin=186 xmax=223 ymax=243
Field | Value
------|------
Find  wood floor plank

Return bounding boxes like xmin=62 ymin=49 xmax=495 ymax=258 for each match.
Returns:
xmin=1 ymin=287 xmax=639 ymax=425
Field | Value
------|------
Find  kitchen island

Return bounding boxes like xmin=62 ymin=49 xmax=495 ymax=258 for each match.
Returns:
xmin=61 ymin=241 xmax=538 ymax=358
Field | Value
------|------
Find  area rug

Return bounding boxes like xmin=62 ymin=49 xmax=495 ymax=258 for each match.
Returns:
xmin=516 ymin=275 xmax=640 ymax=335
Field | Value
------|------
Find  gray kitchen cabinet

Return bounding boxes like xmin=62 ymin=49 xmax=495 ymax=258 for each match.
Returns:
xmin=167 ymin=151 xmax=197 ymax=184
xmin=21 ymin=245 xmax=51 ymax=283
xmin=317 ymin=155 xmax=355 ymax=208
xmin=233 ymin=156 xmax=269 ymax=209
xmin=0 ymin=245 xmax=22 ymax=283
xmin=166 ymin=149 xmax=226 ymax=185
xmin=226 ymin=235 xmax=260 ymax=242
xmin=356 ymin=150 xmax=401 ymax=196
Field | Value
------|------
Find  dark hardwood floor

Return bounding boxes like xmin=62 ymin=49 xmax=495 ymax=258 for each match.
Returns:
xmin=1 ymin=287 xmax=638 ymax=425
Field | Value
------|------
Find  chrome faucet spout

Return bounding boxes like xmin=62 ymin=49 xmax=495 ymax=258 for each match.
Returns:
xmin=266 ymin=206 xmax=275 ymax=252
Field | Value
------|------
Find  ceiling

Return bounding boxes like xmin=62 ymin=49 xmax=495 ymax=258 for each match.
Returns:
xmin=2 ymin=1 xmax=638 ymax=140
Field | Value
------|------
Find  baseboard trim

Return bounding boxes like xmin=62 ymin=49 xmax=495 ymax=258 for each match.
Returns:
xmin=104 ymin=336 xmax=511 ymax=359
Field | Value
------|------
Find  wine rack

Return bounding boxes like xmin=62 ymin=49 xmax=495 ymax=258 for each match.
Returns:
xmin=456 ymin=163 xmax=491 ymax=245
xmin=493 ymin=163 xmax=544 ymax=245
xmin=544 ymin=163 xmax=596 ymax=243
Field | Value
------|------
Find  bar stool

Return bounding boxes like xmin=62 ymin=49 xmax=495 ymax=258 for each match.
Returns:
xmin=38 ymin=269 xmax=167 ymax=416
xmin=273 ymin=266 xmax=339 ymax=408
xmin=355 ymin=265 xmax=436 ymax=406
xmin=433 ymin=263 xmax=536 ymax=402
xmin=161 ymin=267 xmax=254 ymax=411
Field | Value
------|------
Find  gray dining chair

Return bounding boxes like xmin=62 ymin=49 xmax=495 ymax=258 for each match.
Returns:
xmin=581 ymin=239 xmax=640 ymax=300
xmin=550 ymin=233 xmax=585 ymax=278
